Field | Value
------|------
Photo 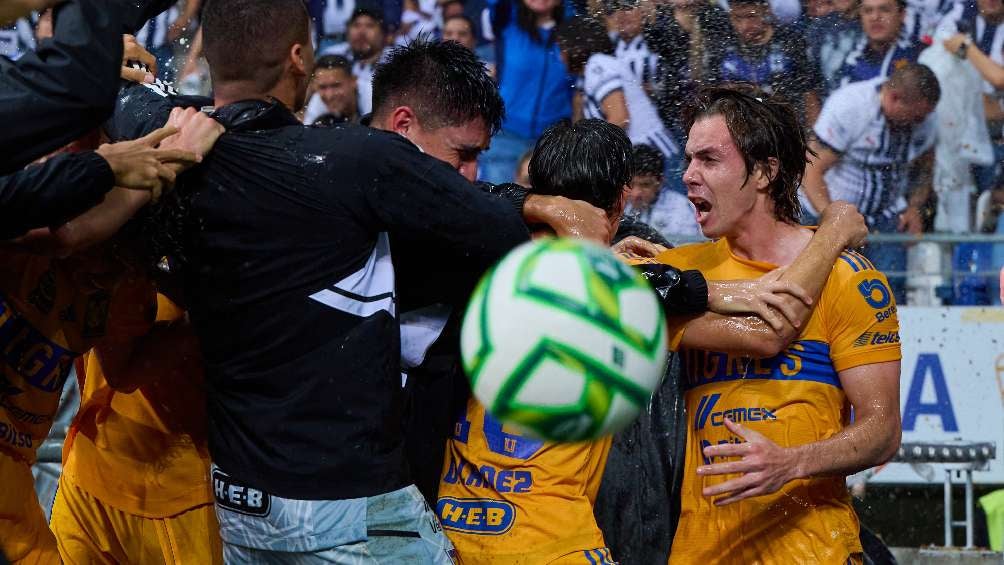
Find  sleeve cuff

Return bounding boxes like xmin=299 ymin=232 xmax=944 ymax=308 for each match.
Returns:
xmin=677 ymin=269 xmax=709 ymax=314
xmin=82 ymin=150 xmax=116 ymax=194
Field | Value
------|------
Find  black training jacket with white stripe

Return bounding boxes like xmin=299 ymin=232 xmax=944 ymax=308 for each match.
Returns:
xmin=108 ymin=84 xmax=531 ymax=500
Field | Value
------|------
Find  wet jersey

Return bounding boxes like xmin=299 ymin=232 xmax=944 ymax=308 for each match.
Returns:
xmin=0 ymin=252 xmax=153 ymax=465
xmin=62 ymin=295 xmax=213 ymax=518
xmin=659 ymin=238 xmax=901 ymax=564
xmin=438 ymin=397 xmax=611 ymax=564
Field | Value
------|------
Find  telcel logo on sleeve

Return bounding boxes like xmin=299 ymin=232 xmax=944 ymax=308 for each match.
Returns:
xmin=436 ymin=497 xmax=515 ymax=535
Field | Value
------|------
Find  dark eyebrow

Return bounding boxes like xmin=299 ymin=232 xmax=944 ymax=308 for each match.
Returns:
xmin=684 ymin=147 xmax=719 ymax=160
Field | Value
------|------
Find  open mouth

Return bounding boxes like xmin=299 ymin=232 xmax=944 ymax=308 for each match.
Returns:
xmin=689 ymin=196 xmax=713 ymax=224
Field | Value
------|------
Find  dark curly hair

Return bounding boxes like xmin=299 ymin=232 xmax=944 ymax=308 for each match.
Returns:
xmin=681 ymin=83 xmax=813 ymax=224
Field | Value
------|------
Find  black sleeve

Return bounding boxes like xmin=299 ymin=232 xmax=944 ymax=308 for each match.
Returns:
xmin=356 ymin=134 xmax=530 ymax=306
xmin=635 ymin=263 xmax=709 ymax=316
xmin=0 ymin=0 xmax=180 ymax=173
xmin=474 ymin=181 xmax=528 ymax=218
xmin=0 ymin=151 xmax=114 ymax=240
xmin=0 ymin=0 xmax=122 ymax=173
xmin=105 ymin=82 xmax=213 ymax=142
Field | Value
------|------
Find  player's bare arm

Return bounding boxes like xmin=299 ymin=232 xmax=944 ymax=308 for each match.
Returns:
xmin=696 ymin=359 xmax=901 ymax=506
xmin=675 ymin=202 xmax=867 ymax=357
xmin=523 ymin=193 xmax=613 ymax=243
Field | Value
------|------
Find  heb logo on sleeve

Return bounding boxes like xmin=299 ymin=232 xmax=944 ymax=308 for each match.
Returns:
xmin=212 ymin=469 xmax=271 ymax=517
xmin=436 ymin=497 xmax=515 ymax=536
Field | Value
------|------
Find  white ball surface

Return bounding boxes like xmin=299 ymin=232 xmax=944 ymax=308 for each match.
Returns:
xmin=460 ymin=238 xmax=668 ymax=442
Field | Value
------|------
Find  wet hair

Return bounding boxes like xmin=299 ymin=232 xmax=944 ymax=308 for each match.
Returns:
xmin=371 ymin=38 xmax=504 ymax=134
xmin=314 ymin=55 xmax=353 ymax=74
xmin=349 ymin=5 xmax=389 ymax=33
xmin=886 ymin=63 xmax=941 ymax=105
xmin=681 ymin=83 xmax=811 ymax=224
xmin=516 ymin=0 xmax=564 ymax=43
xmin=529 ymin=119 xmax=633 ymax=214
xmin=556 ymin=17 xmax=614 ymax=75
xmin=202 ymin=0 xmax=311 ymax=93
xmin=632 ymin=144 xmax=665 ymax=179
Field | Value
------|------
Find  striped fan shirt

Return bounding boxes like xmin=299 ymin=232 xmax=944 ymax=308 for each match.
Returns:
xmin=613 ymin=34 xmax=659 ymax=90
xmin=581 ymin=53 xmax=679 ymax=160
xmin=135 ymin=6 xmax=180 ymax=51
xmin=813 ymin=78 xmax=936 ymax=223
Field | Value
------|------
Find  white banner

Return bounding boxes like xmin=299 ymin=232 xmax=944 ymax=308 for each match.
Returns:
xmin=869 ymin=307 xmax=1004 ymax=484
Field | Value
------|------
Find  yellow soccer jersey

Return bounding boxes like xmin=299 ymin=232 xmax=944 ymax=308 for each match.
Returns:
xmin=659 ymin=238 xmax=901 ymax=565
xmin=438 ymin=397 xmax=612 ymax=564
xmin=0 ymin=251 xmax=153 ymax=465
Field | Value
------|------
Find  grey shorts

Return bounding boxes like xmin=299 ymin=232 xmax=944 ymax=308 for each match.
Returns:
xmin=212 ymin=465 xmax=457 ymax=564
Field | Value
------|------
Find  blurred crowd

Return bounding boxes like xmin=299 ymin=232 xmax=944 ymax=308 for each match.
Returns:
xmin=5 ymin=0 xmax=1002 ymax=306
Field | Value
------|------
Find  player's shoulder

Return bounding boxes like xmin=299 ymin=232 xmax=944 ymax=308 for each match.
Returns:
xmin=655 ymin=239 xmax=719 ymax=270
xmin=826 ymin=249 xmax=895 ymax=303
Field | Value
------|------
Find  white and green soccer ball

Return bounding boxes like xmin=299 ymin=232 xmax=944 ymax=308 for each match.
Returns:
xmin=460 ymin=238 xmax=668 ymax=442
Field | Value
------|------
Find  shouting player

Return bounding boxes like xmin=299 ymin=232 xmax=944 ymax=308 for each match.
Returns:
xmin=437 ymin=118 xmax=869 ymax=564
xmin=659 ymin=85 xmax=902 ymax=564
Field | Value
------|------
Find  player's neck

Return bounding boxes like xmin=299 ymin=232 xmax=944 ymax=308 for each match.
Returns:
xmin=214 ymin=80 xmax=298 ymax=111
xmin=727 ymin=214 xmax=811 ymax=266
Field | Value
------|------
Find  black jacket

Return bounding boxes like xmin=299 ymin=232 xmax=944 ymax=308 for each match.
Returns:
xmin=0 ymin=0 xmax=175 ymax=174
xmin=109 ymin=84 xmax=531 ymax=500
xmin=0 ymin=0 xmax=176 ymax=239
xmin=0 ymin=151 xmax=113 ymax=240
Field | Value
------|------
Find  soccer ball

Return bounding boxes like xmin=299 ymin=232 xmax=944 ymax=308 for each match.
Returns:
xmin=460 ymin=238 xmax=668 ymax=442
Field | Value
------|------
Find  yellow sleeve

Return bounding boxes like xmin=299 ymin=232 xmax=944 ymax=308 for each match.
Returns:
xmin=823 ymin=253 xmax=902 ymax=372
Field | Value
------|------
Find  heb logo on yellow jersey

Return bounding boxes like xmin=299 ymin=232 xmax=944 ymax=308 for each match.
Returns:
xmin=436 ymin=497 xmax=515 ymax=535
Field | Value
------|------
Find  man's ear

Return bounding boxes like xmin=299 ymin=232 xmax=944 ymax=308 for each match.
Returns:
xmin=290 ymin=43 xmax=309 ymax=76
xmin=755 ymin=158 xmax=779 ymax=191
xmin=611 ymin=185 xmax=629 ymax=219
xmin=388 ymin=105 xmax=418 ymax=136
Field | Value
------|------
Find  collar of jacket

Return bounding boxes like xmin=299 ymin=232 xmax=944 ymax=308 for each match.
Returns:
xmin=211 ymin=98 xmax=301 ymax=132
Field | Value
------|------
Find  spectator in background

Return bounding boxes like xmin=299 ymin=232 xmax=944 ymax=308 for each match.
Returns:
xmin=322 ymin=6 xmax=390 ymax=115
xmin=643 ymin=0 xmax=732 ymax=138
xmin=557 ymin=17 xmax=679 ymax=162
xmin=802 ymin=64 xmax=939 ymax=303
xmin=134 ymin=3 xmax=180 ymax=81
xmin=804 ymin=0 xmax=863 ymax=94
xmin=942 ymin=0 xmax=1004 ymax=194
xmin=606 ymin=0 xmax=660 ymax=92
xmin=477 ymin=0 xmax=574 ymax=183
xmin=442 ymin=13 xmax=497 ymax=75
xmin=443 ymin=14 xmax=477 ymax=48
xmin=713 ymin=0 xmax=823 ymax=123
xmin=832 ymin=0 xmax=924 ymax=88
xmin=624 ymin=144 xmax=702 ymax=242
xmin=399 ymin=0 xmax=439 ymax=44
xmin=441 ymin=0 xmax=466 ymax=19
xmin=307 ymin=55 xmax=361 ymax=125
xmin=309 ymin=0 xmax=357 ymax=53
